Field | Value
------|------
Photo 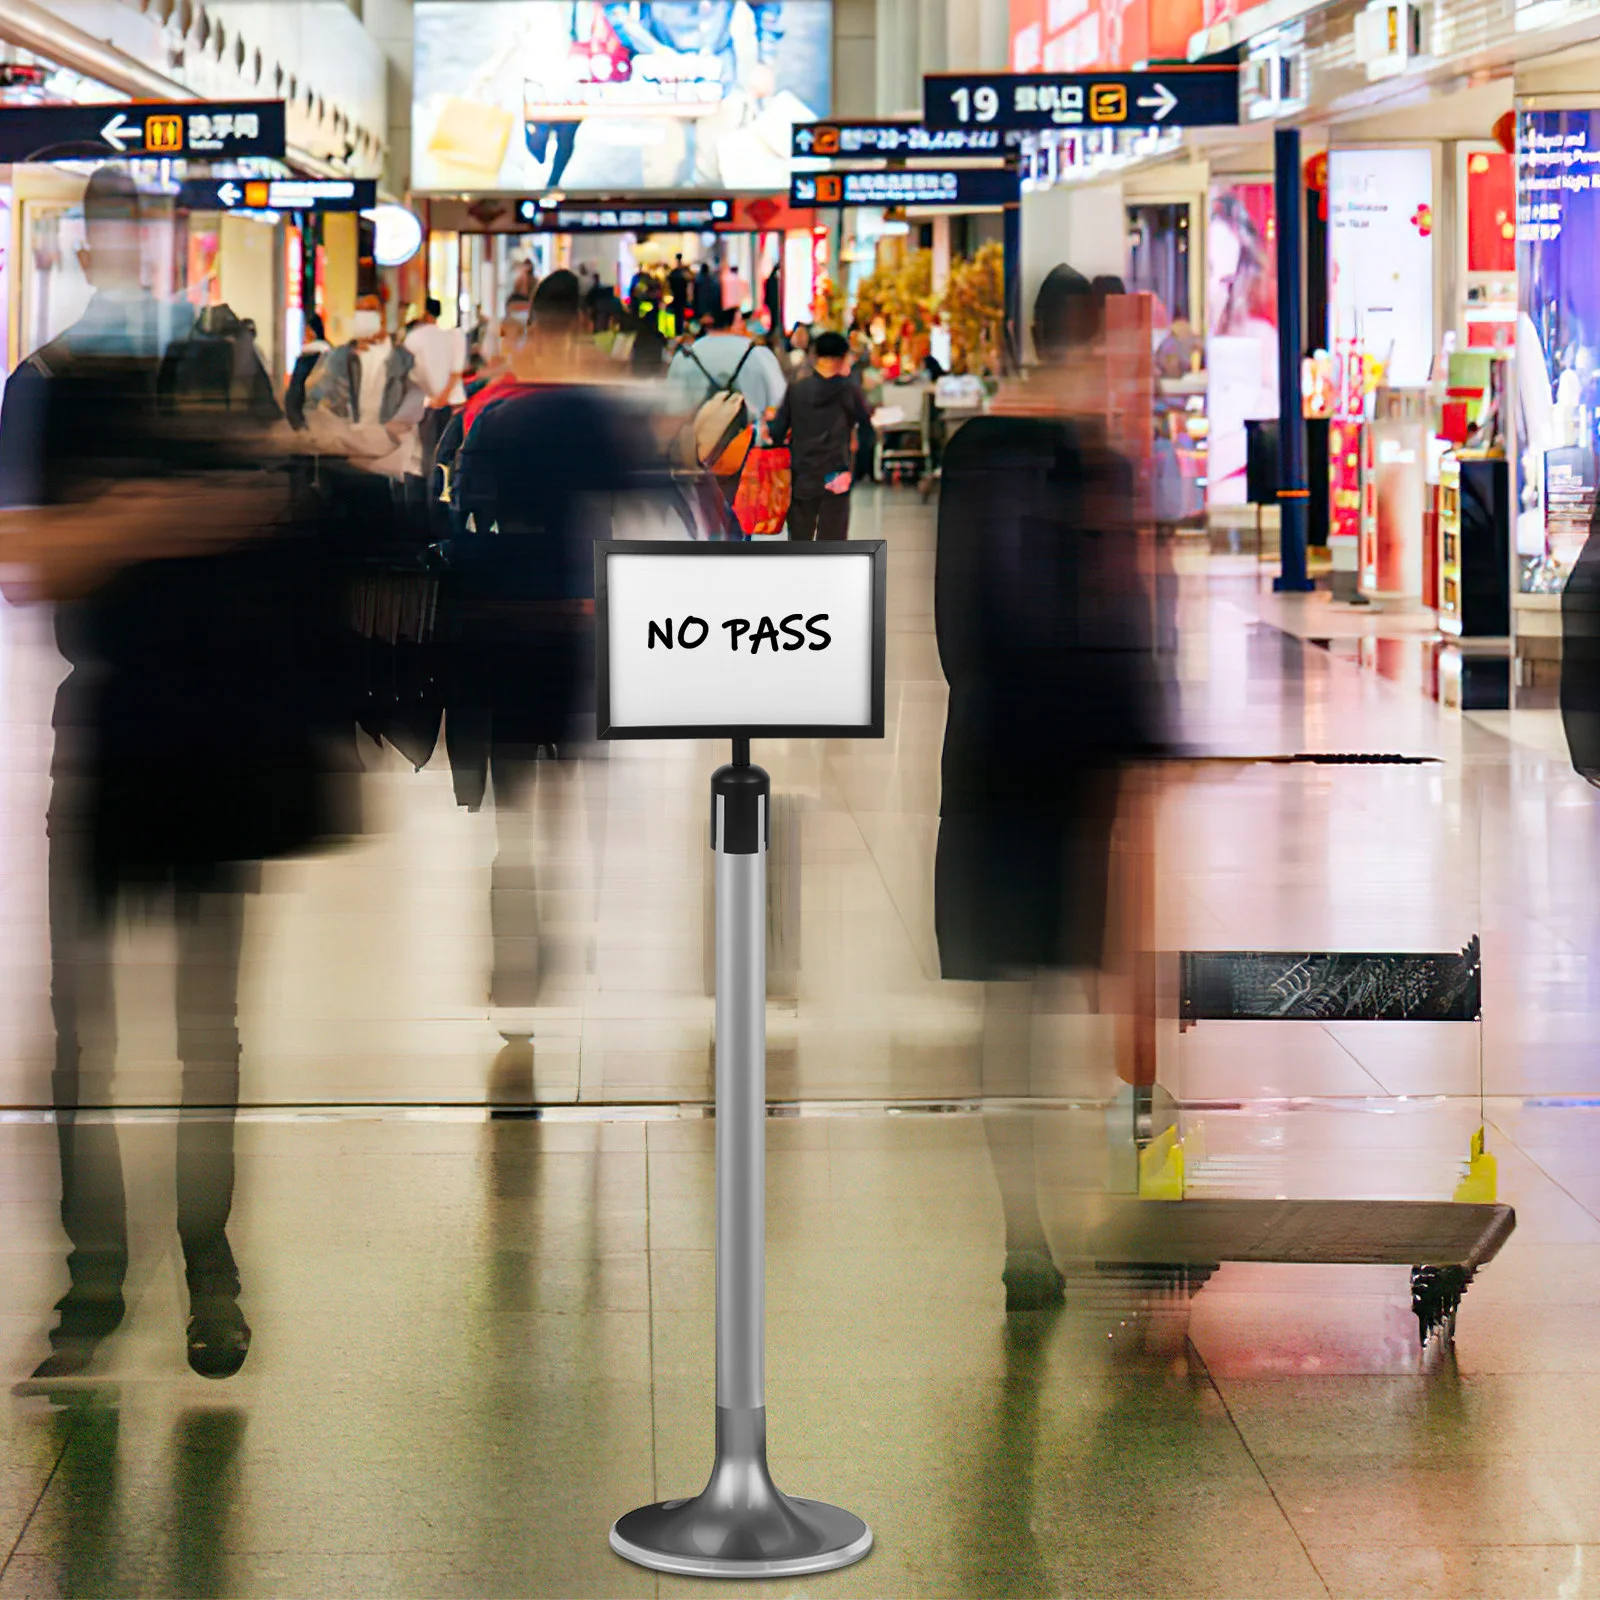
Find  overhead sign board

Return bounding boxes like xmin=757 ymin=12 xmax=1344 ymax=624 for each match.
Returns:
xmin=596 ymin=542 xmax=887 ymax=740
xmin=923 ymin=69 xmax=1239 ymax=130
xmin=0 ymin=100 xmax=286 ymax=162
xmin=514 ymin=199 xmax=730 ymax=231
xmin=791 ymin=168 xmax=1019 ymax=208
xmin=791 ymin=120 xmax=1026 ymax=158
xmin=177 ymin=178 xmax=377 ymax=214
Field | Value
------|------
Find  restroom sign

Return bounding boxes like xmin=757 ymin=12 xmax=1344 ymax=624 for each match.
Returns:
xmin=595 ymin=541 xmax=887 ymax=739
xmin=0 ymin=99 xmax=286 ymax=162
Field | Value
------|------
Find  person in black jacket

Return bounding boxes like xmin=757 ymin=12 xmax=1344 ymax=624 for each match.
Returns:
xmin=0 ymin=168 xmax=359 ymax=1386
xmin=769 ymin=331 xmax=875 ymax=541
xmin=934 ymin=265 xmax=1163 ymax=1311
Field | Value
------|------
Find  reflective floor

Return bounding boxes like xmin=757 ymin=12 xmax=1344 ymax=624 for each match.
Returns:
xmin=7 ymin=493 xmax=1600 ymax=1596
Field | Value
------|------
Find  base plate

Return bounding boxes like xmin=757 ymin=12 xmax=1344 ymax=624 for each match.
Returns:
xmin=610 ymin=1491 xmax=872 ymax=1578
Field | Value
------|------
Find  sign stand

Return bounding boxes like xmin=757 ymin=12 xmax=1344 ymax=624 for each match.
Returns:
xmin=596 ymin=537 xmax=885 ymax=1577
xmin=610 ymin=739 xmax=872 ymax=1578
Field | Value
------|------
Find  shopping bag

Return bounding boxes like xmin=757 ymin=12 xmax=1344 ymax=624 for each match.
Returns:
xmin=732 ymin=445 xmax=792 ymax=537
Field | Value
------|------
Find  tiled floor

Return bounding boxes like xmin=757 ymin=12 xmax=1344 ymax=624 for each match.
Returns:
xmin=6 ymin=495 xmax=1600 ymax=1595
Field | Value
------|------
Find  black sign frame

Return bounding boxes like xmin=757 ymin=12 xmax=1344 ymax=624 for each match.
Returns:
xmin=923 ymin=68 xmax=1239 ymax=131
xmin=0 ymin=99 xmax=286 ymax=162
xmin=791 ymin=169 xmax=1019 ymax=208
xmin=595 ymin=540 xmax=888 ymax=742
xmin=176 ymin=178 xmax=377 ymax=213
xmin=791 ymin=120 xmax=1027 ymax=159
xmin=514 ymin=199 xmax=731 ymax=232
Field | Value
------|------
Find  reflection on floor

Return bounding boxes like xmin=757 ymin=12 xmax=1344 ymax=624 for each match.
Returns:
xmin=5 ymin=492 xmax=1600 ymax=1595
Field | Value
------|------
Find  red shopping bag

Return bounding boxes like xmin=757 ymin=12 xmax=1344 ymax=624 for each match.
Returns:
xmin=732 ymin=445 xmax=792 ymax=536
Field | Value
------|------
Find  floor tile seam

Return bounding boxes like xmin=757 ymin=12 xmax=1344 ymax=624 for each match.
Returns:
xmin=0 ymin=1425 xmax=70 ymax=1582
xmin=822 ymin=743 xmax=942 ymax=984
xmin=1483 ymin=1113 xmax=1600 ymax=1226
xmin=1315 ymin=1024 xmax=1399 ymax=1099
xmin=1186 ymin=1335 xmax=1336 ymax=1600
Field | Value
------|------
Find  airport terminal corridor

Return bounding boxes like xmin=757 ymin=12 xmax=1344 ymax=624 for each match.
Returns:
xmin=3 ymin=493 xmax=1600 ymax=1598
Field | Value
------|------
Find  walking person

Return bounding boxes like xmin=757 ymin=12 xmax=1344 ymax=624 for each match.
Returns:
xmin=768 ymin=331 xmax=874 ymax=541
xmin=404 ymin=296 xmax=469 ymax=479
xmin=0 ymin=167 xmax=359 ymax=1385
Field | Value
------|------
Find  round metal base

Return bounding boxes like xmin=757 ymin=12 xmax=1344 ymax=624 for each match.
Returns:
xmin=610 ymin=1492 xmax=872 ymax=1579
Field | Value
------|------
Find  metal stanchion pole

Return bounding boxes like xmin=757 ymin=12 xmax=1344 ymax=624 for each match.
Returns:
xmin=610 ymin=741 xmax=872 ymax=1579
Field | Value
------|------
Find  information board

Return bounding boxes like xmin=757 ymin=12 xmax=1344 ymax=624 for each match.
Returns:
xmin=791 ymin=169 xmax=1018 ymax=208
xmin=177 ymin=178 xmax=377 ymax=214
xmin=792 ymin=120 xmax=1025 ymax=158
xmin=0 ymin=100 xmax=286 ymax=162
xmin=515 ymin=199 xmax=730 ymax=231
xmin=923 ymin=69 xmax=1238 ymax=131
xmin=596 ymin=542 xmax=886 ymax=739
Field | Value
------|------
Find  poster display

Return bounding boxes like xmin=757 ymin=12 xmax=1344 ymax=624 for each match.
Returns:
xmin=1515 ymin=109 xmax=1600 ymax=593
xmin=1327 ymin=146 xmax=1435 ymax=391
xmin=1205 ymin=180 xmax=1277 ymax=507
xmin=412 ymin=1 xmax=831 ymax=195
xmin=1008 ymin=0 xmax=1202 ymax=74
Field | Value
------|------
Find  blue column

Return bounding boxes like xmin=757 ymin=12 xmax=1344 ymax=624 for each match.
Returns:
xmin=1274 ymin=126 xmax=1314 ymax=593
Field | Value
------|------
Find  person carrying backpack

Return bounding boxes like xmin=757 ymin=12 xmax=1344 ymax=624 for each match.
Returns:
xmin=665 ymin=307 xmax=787 ymax=528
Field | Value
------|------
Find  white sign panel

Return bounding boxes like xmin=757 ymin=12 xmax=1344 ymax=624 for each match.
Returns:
xmin=1328 ymin=146 xmax=1435 ymax=389
xmin=597 ymin=543 xmax=886 ymax=739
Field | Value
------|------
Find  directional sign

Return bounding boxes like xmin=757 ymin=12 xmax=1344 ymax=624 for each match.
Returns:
xmin=791 ymin=120 xmax=1026 ymax=159
xmin=791 ymin=168 xmax=1019 ymax=208
xmin=0 ymin=100 xmax=286 ymax=162
xmin=596 ymin=542 xmax=887 ymax=740
xmin=514 ymin=198 xmax=730 ymax=231
xmin=923 ymin=68 xmax=1239 ymax=131
xmin=177 ymin=178 xmax=377 ymax=213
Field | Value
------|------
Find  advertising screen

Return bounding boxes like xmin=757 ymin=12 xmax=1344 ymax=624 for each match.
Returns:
xmin=1328 ymin=146 xmax=1434 ymax=390
xmin=1205 ymin=180 xmax=1278 ymax=507
xmin=413 ymin=1 xmax=831 ymax=195
xmin=1515 ymin=110 xmax=1600 ymax=593
xmin=1008 ymin=0 xmax=1202 ymax=73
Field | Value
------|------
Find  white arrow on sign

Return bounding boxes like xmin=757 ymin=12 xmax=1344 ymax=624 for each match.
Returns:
xmin=218 ymin=182 xmax=242 ymax=206
xmin=796 ymin=127 xmax=814 ymax=152
xmin=1135 ymin=82 xmax=1179 ymax=121
xmin=100 ymin=112 xmax=136 ymax=151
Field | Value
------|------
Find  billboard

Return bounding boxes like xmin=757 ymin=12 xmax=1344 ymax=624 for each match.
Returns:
xmin=412 ymin=1 xmax=831 ymax=195
xmin=1328 ymin=146 xmax=1434 ymax=390
xmin=1205 ymin=180 xmax=1278 ymax=507
xmin=1516 ymin=110 xmax=1600 ymax=593
xmin=1008 ymin=0 xmax=1203 ymax=74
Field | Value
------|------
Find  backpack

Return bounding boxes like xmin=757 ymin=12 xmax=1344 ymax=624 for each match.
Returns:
xmin=678 ymin=343 xmax=757 ymax=477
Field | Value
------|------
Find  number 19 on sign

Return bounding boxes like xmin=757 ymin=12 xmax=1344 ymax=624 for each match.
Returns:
xmin=949 ymin=84 xmax=1000 ymax=123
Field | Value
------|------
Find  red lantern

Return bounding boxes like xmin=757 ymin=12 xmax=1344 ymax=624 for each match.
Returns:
xmin=1303 ymin=150 xmax=1328 ymax=191
xmin=1493 ymin=110 xmax=1515 ymax=154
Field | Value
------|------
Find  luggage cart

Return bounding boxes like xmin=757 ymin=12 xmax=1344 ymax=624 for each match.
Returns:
xmin=873 ymin=403 xmax=928 ymax=486
xmin=1079 ymin=756 xmax=1512 ymax=1354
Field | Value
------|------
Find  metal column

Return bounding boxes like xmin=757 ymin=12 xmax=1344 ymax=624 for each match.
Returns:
xmin=609 ymin=745 xmax=872 ymax=1579
xmin=1274 ymin=126 xmax=1315 ymax=593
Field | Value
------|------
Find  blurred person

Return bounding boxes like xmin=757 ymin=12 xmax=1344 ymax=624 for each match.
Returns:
xmin=764 ymin=261 xmax=782 ymax=331
xmin=665 ymin=306 xmax=786 ymax=531
xmin=304 ymin=296 xmax=425 ymax=479
xmin=769 ymin=330 xmax=874 ymax=541
xmin=444 ymin=270 xmax=646 ymax=1029
xmin=694 ymin=259 xmax=721 ymax=323
xmin=0 ymin=167 xmax=360 ymax=1385
xmin=404 ymin=296 xmax=469 ymax=478
xmin=934 ymin=265 xmax=1163 ymax=1311
xmin=667 ymin=253 xmax=693 ymax=336
xmin=284 ymin=309 xmax=329 ymax=431
xmin=785 ymin=320 xmax=811 ymax=376
xmin=666 ymin=305 xmax=787 ymax=429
